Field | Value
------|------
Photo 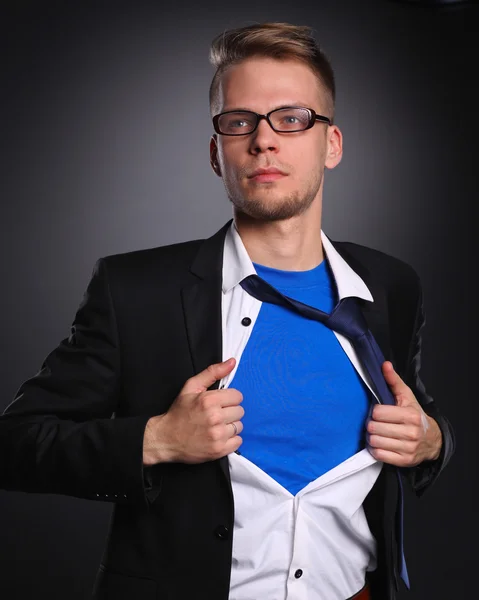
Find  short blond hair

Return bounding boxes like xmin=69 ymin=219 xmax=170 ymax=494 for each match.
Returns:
xmin=209 ymin=22 xmax=335 ymax=120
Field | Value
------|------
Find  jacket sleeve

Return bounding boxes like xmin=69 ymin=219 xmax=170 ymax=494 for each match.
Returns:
xmin=0 ymin=258 xmax=151 ymax=506
xmin=401 ymin=281 xmax=455 ymax=497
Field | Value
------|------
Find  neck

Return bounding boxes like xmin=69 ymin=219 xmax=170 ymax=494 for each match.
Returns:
xmin=233 ymin=202 xmax=324 ymax=272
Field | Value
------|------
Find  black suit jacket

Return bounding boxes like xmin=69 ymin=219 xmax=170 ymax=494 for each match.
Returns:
xmin=0 ymin=219 xmax=454 ymax=600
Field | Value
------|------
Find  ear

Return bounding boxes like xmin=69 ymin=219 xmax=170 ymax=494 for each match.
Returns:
xmin=325 ymin=125 xmax=343 ymax=170
xmin=210 ymin=134 xmax=222 ymax=177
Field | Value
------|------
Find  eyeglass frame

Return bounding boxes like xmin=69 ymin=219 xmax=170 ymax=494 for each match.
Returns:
xmin=212 ymin=106 xmax=332 ymax=136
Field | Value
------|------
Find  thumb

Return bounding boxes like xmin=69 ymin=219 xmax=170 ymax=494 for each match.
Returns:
xmin=382 ymin=361 xmax=416 ymax=406
xmin=181 ymin=358 xmax=236 ymax=394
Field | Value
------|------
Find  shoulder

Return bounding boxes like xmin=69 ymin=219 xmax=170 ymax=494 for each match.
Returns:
xmin=96 ymin=238 xmax=205 ymax=282
xmin=332 ymin=240 xmax=422 ymax=295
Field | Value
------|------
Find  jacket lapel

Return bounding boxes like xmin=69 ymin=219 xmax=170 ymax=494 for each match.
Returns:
xmin=331 ymin=241 xmax=394 ymax=364
xmin=181 ymin=220 xmax=233 ymax=484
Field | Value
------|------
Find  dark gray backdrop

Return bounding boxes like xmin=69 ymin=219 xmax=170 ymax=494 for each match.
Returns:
xmin=1 ymin=0 xmax=477 ymax=598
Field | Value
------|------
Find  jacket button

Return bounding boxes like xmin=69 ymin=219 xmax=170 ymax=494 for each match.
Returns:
xmin=294 ymin=569 xmax=303 ymax=579
xmin=241 ymin=317 xmax=251 ymax=326
xmin=214 ymin=525 xmax=230 ymax=540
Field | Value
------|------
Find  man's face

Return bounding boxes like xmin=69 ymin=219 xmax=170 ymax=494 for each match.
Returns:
xmin=210 ymin=57 xmax=342 ymax=222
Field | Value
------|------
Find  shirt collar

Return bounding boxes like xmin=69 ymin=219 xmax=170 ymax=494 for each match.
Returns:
xmin=222 ymin=220 xmax=374 ymax=303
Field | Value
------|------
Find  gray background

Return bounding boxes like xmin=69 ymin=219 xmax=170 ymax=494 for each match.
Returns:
xmin=1 ymin=0 xmax=477 ymax=598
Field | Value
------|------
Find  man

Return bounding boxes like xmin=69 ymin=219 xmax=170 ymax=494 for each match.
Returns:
xmin=0 ymin=22 xmax=454 ymax=600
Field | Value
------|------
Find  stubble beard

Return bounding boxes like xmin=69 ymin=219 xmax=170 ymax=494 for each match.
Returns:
xmin=225 ymin=171 xmax=324 ymax=222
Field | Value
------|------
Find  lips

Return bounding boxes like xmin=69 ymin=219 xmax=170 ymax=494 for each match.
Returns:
xmin=248 ymin=167 xmax=287 ymax=182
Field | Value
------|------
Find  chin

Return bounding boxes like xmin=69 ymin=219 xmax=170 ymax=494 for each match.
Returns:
xmin=232 ymin=196 xmax=314 ymax=222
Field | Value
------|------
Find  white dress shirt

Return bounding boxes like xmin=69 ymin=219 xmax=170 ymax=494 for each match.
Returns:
xmin=218 ymin=221 xmax=384 ymax=600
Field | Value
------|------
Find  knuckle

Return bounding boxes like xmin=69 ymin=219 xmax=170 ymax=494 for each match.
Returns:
xmin=206 ymin=364 xmax=217 ymax=376
xmin=205 ymin=406 xmax=223 ymax=427
xmin=210 ymin=440 xmax=224 ymax=455
xmin=200 ymin=394 xmax=217 ymax=411
xmin=205 ymin=413 xmax=219 ymax=427
xmin=198 ymin=394 xmax=211 ymax=410
xmin=206 ymin=424 xmax=222 ymax=440
xmin=407 ymin=426 xmax=420 ymax=441
xmin=411 ymin=412 xmax=422 ymax=427
xmin=406 ymin=442 xmax=418 ymax=455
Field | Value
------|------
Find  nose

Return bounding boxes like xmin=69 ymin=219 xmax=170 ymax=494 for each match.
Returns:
xmin=248 ymin=117 xmax=279 ymax=155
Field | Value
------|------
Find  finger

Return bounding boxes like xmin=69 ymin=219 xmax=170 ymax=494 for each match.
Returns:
xmin=221 ymin=405 xmax=245 ymax=424
xmin=218 ymin=388 xmax=243 ymax=408
xmin=382 ymin=361 xmax=412 ymax=402
xmin=223 ymin=435 xmax=243 ymax=456
xmin=227 ymin=420 xmax=244 ymax=437
xmin=371 ymin=405 xmax=410 ymax=424
xmin=181 ymin=358 xmax=236 ymax=394
xmin=367 ymin=446 xmax=409 ymax=467
xmin=367 ymin=419 xmax=420 ymax=441
xmin=367 ymin=434 xmax=415 ymax=454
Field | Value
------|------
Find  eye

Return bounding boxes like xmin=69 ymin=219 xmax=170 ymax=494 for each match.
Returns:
xmin=283 ymin=115 xmax=300 ymax=124
xmin=219 ymin=113 xmax=256 ymax=133
xmin=229 ymin=119 xmax=250 ymax=128
xmin=273 ymin=108 xmax=309 ymax=131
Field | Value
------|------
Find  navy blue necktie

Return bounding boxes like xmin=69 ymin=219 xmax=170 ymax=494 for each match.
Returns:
xmin=240 ymin=273 xmax=410 ymax=588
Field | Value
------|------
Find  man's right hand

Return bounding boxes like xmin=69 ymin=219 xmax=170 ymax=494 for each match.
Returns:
xmin=142 ymin=358 xmax=243 ymax=465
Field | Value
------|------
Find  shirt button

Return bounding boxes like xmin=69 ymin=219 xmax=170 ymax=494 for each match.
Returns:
xmin=214 ymin=525 xmax=230 ymax=540
xmin=241 ymin=317 xmax=252 ymax=326
xmin=294 ymin=569 xmax=303 ymax=579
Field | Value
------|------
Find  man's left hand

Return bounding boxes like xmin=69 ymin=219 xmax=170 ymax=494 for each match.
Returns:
xmin=366 ymin=361 xmax=442 ymax=467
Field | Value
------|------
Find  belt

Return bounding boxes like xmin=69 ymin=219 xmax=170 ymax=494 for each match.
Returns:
xmin=347 ymin=582 xmax=370 ymax=600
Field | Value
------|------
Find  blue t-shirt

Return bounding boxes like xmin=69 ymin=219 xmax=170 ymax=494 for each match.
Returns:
xmin=230 ymin=259 xmax=372 ymax=495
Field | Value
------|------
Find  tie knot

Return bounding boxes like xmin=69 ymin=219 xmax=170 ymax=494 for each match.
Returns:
xmin=326 ymin=297 xmax=369 ymax=341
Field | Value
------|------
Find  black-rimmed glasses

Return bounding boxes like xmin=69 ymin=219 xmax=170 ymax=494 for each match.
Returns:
xmin=212 ymin=106 xmax=331 ymax=136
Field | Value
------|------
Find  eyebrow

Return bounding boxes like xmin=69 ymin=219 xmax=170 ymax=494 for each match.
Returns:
xmin=221 ymin=103 xmax=312 ymax=113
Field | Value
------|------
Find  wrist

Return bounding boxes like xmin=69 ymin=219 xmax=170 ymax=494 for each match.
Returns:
xmin=426 ymin=415 xmax=442 ymax=461
xmin=143 ymin=414 xmax=173 ymax=465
